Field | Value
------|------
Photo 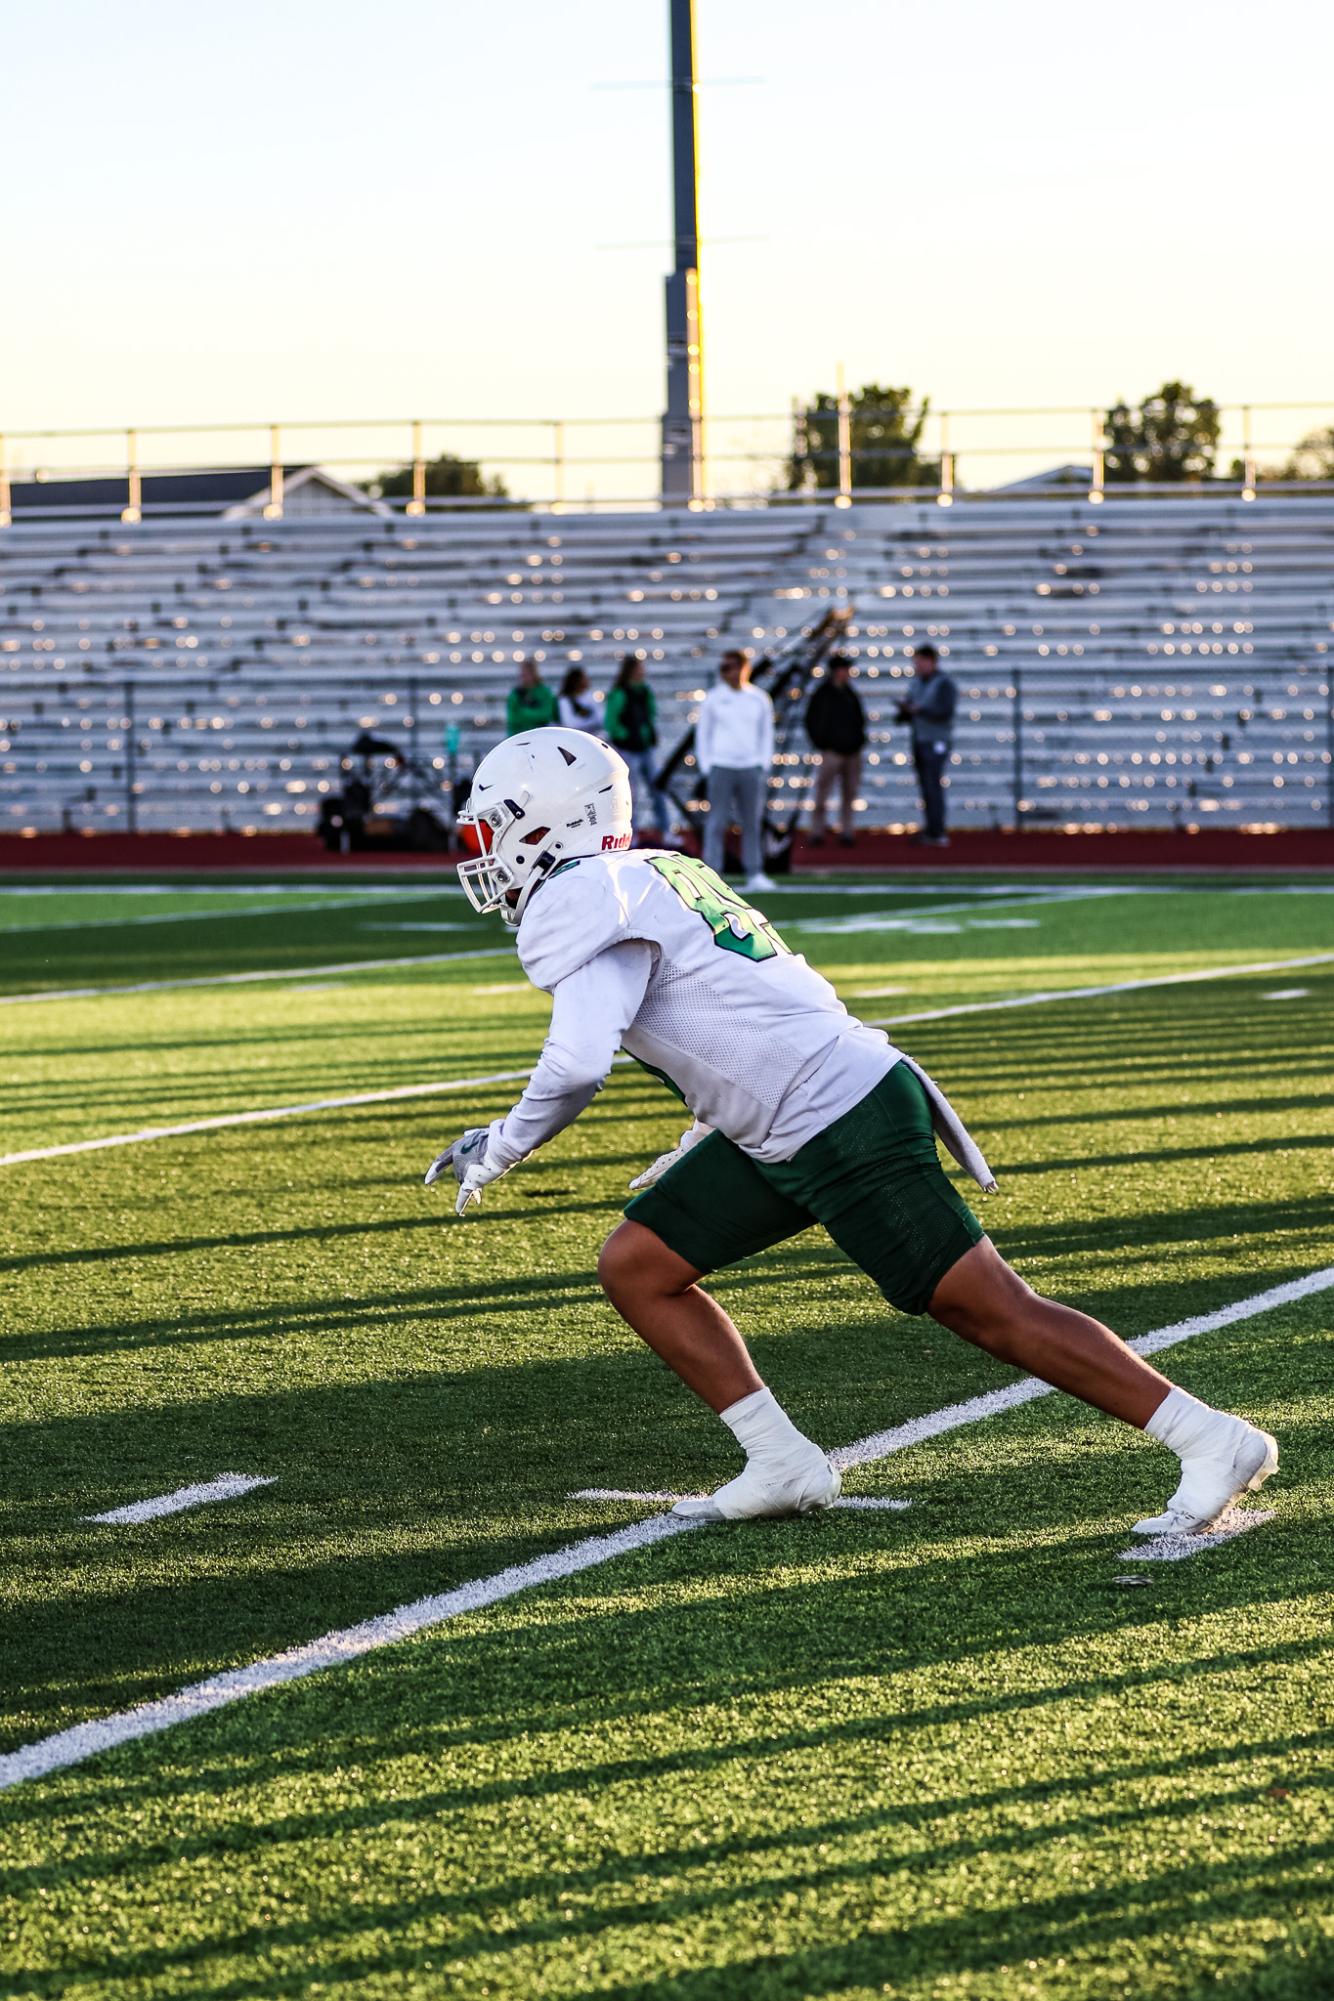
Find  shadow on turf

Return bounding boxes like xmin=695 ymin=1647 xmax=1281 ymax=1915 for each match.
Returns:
xmin=6 ymin=1607 xmax=1333 ymax=1994
xmin=3 ymin=1187 xmax=1329 ymax=1354
xmin=0 ymin=1320 xmax=1325 ymax=1767
xmin=10 ymin=1769 xmax=1334 ymax=1995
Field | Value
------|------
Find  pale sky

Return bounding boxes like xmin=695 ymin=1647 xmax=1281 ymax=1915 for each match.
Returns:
xmin=4 ymin=0 xmax=1330 ymax=496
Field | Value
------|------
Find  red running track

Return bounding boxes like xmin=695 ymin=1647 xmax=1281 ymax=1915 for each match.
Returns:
xmin=1 ymin=828 xmax=1332 ymax=875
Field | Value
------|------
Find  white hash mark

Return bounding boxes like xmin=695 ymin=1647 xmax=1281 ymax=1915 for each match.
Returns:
xmin=85 ymin=1474 xmax=277 ymax=1525
xmin=570 ymin=1488 xmax=912 ymax=1512
xmin=0 ymin=1269 xmax=1321 ymax=1794
xmin=1120 ymin=1507 xmax=1275 ymax=1563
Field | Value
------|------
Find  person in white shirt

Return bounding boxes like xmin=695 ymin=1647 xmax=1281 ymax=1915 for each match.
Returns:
xmin=694 ymin=649 xmax=775 ymax=893
xmin=557 ymin=666 xmax=603 ymax=736
xmin=428 ymin=726 xmax=1279 ymax=1535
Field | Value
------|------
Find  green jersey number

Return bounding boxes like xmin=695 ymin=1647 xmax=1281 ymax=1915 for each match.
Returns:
xmin=648 ymin=853 xmax=790 ymax=963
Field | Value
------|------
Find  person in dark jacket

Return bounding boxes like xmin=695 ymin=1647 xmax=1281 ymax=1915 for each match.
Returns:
xmin=895 ymin=643 xmax=958 ymax=846
xmin=804 ymin=654 xmax=867 ymax=846
xmin=605 ymin=654 xmax=671 ymax=834
xmin=506 ymin=658 xmax=557 ymax=737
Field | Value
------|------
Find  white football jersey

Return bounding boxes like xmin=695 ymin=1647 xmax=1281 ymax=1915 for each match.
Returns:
xmin=516 ymin=849 xmax=899 ymax=1162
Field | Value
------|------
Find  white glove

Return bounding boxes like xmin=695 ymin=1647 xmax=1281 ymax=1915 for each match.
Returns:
xmin=628 ymin=1121 xmax=712 ymax=1192
xmin=424 ymin=1121 xmax=513 ymax=1216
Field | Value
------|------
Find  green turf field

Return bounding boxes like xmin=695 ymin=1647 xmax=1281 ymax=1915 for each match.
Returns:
xmin=2 ymin=870 xmax=1332 ymax=1999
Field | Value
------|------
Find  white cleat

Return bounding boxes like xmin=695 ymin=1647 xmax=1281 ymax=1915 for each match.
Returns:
xmin=1133 ymin=1423 xmax=1278 ymax=1537
xmin=672 ymin=1446 xmax=842 ymax=1523
xmin=744 ymin=872 xmax=776 ymax=894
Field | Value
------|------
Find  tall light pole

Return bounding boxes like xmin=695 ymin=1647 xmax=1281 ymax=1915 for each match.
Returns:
xmin=660 ymin=0 xmax=703 ymax=505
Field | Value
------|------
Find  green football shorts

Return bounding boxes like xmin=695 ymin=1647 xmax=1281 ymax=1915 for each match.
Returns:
xmin=624 ymin=1062 xmax=985 ymax=1316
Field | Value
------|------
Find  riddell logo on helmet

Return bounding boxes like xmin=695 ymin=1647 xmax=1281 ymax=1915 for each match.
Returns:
xmin=602 ymin=832 xmax=632 ymax=851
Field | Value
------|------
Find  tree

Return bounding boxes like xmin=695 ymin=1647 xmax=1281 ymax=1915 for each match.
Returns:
xmin=370 ymin=452 xmax=508 ymax=502
xmin=785 ymin=384 xmax=937 ymax=492
xmin=1104 ymin=382 xmax=1220 ymax=483
xmin=1238 ymin=426 xmax=1334 ymax=483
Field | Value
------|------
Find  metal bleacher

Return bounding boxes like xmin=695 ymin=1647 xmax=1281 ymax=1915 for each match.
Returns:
xmin=1 ymin=493 xmax=1332 ymax=837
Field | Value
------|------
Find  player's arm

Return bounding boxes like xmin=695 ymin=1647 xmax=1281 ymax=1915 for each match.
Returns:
xmin=425 ymin=941 xmax=653 ymax=1214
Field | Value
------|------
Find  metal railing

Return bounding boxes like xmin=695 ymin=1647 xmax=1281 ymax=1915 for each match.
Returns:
xmin=4 ymin=663 xmax=1331 ymax=837
xmin=3 ymin=400 xmax=1333 ymax=522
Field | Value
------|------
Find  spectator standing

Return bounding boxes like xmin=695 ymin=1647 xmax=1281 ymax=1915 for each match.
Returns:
xmin=895 ymin=643 xmax=958 ymax=847
xmin=804 ymin=653 xmax=866 ymax=847
xmin=605 ymin=654 xmax=671 ymax=835
xmin=695 ymin=648 xmax=775 ymax=892
xmin=557 ymin=666 xmax=603 ymax=735
xmin=506 ymin=658 xmax=556 ymax=737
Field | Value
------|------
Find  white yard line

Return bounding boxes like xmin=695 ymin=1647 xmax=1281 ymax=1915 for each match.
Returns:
xmin=1118 ymin=1509 xmax=1275 ymax=1563
xmin=84 ymin=1474 xmax=277 ymax=1526
xmin=790 ymin=890 xmax=1068 ymax=936
xmin=2 ymin=1263 xmax=1325 ymax=1796
xmin=0 ymin=1515 xmax=695 ymax=1793
xmin=867 ymin=951 xmax=1334 ymax=1033
xmin=0 ymin=885 xmax=1086 ymax=1003
xmin=0 ymin=1068 xmax=535 ymax=1169
xmin=758 ymin=883 xmax=1120 ymax=899
xmin=0 ymin=945 xmax=511 ymax=1007
xmin=1263 ymin=988 xmax=1310 ymax=1001
xmin=0 ymin=895 xmax=425 ymax=936
xmin=7 ymin=947 xmax=1332 ymax=1170
xmin=831 ymin=1264 xmax=1334 ymax=1471
xmin=0 ymin=884 xmax=466 ymax=898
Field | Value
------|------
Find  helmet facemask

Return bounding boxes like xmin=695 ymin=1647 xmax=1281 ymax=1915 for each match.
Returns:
xmin=456 ymin=798 xmax=558 ymax=927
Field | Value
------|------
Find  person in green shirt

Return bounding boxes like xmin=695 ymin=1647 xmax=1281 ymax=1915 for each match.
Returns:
xmin=506 ymin=658 xmax=557 ymax=737
xmin=605 ymin=653 xmax=671 ymax=835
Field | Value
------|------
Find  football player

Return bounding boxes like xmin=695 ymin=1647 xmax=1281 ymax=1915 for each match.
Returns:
xmin=428 ymin=728 xmax=1277 ymax=1533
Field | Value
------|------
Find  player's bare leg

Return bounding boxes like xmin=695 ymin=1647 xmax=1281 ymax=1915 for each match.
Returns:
xmin=598 ymin=1221 xmax=840 ymax=1520
xmin=927 ymin=1237 xmax=1170 ymax=1425
xmin=598 ymin=1222 xmax=760 ymax=1411
xmin=928 ymin=1237 xmax=1278 ymax=1533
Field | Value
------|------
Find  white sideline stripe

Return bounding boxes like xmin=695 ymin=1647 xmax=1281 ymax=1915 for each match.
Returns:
xmin=759 ymin=884 xmax=1114 ymax=899
xmin=8 ymin=946 xmax=1334 ymax=1170
xmin=867 ymin=951 xmax=1334 ymax=1032
xmin=0 ymin=884 xmax=467 ymax=898
xmin=570 ymin=1488 xmax=912 ymax=1513
xmin=0 ymin=884 xmax=1087 ymax=1004
xmin=0 ymin=945 xmax=511 ymax=1007
xmin=830 ymin=1264 xmax=1334 ymax=1472
xmin=1 ymin=1265 xmax=1328 ymax=1795
xmin=1263 ymin=988 xmax=1309 ymax=1001
xmin=0 ymin=894 xmax=420 ymax=936
xmin=0 ymin=1514 xmax=697 ymax=1794
xmin=0 ymin=1069 xmax=534 ymax=1168
xmin=85 ymin=1474 xmax=277 ymax=1525
xmin=1119 ymin=1508 xmax=1275 ymax=1563
xmin=788 ymin=887 xmax=1093 ymax=937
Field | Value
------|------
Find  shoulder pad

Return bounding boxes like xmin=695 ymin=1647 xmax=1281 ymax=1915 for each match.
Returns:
xmin=517 ymin=857 xmax=631 ymax=991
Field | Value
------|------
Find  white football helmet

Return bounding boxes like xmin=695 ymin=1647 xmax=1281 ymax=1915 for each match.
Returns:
xmin=457 ymin=727 xmax=634 ymax=925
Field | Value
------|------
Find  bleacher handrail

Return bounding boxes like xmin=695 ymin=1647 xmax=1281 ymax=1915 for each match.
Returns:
xmin=3 ymin=398 xmax=1334 ymax=522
